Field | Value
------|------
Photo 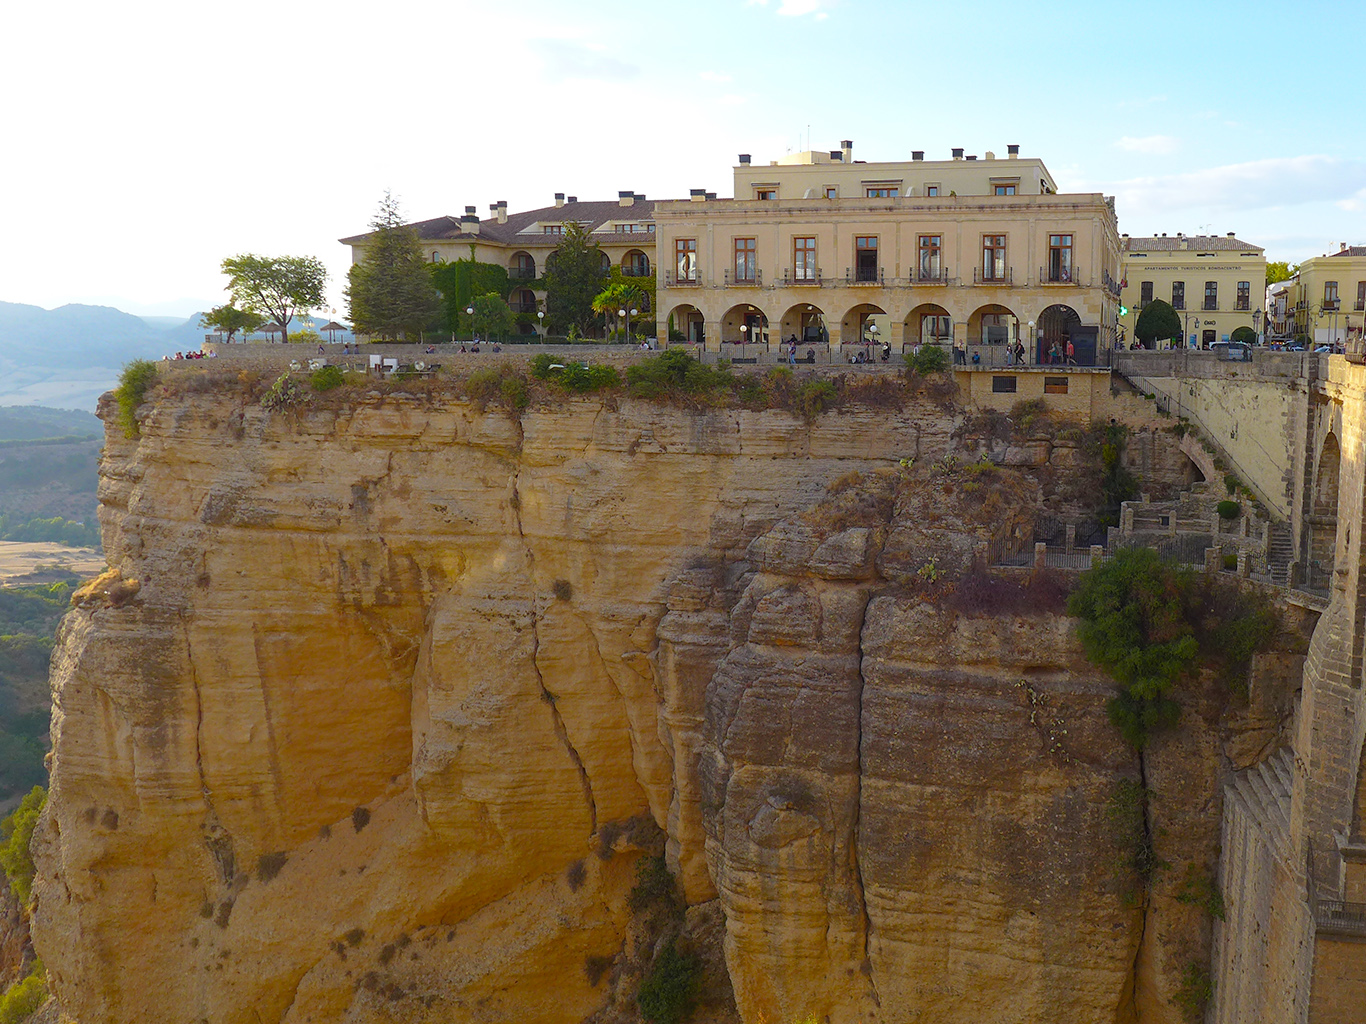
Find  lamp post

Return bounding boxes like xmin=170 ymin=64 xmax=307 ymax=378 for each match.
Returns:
xmin=739 ymin=322 xmax=748 ymax=355
xmin=631 ymin=307 xmax=639 ymax=347
xmin=1253 ymin=309 xmax=1263 ymax=347
xmin=465 ymin=305 xmax=474 ymax=345
xmin=1027 ymin=321 xmax=1035 ymax=364
xmin=537 ymin=309 xmax=545 ymax=344
xmin=867 ymin=321 xmax=878 ymax=362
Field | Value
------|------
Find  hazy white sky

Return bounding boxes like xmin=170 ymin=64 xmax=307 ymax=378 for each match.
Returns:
xmin=3 ymin=0 xmax=1362 ymax=318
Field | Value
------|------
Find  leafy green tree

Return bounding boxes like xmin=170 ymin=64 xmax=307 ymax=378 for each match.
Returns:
xmin=199 ymin=304 xmax=264 ymax=343
xmin=593 ymin=281 xmax=647 ymax=341
xmin=469 ymin=293 xmax=514 ymax=341
xmin=345 ymin=193 xmax=441 ymax=342
xmin=430 ymin=257 xmax=511 ymax=335
xmin=0 ymin=785 xmax=45 ymax=904
xmin=1230 ymin=326 xmax=1257 ymax=345
xmin=544 ymin=222 xmax=607 ymax=336
xmin=221 ymin=254 xmax=328 ymax=345
xmin=1266 ymin=261 xmax=1297 ymax=287
xmin=1134 ymin=298 xmax=1182 ymax=348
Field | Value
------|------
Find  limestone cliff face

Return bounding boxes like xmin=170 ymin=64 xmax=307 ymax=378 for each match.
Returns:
xmin=29 ymin=384 xmax=1278 ymax=1023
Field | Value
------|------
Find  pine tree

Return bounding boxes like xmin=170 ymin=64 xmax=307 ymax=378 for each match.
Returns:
xmin=345 ymin=193 xmax=441 ymax=341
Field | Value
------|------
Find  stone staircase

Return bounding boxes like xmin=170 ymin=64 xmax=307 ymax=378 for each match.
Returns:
xmin=1267 ymin=521 xmax=1294 ymax=585
xmin=1225 ymin=749 xmax=1295 ymax=863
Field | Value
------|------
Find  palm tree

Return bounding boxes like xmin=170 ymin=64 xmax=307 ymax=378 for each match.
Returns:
xmin=592 ymin=282 xmax=646 ymax=342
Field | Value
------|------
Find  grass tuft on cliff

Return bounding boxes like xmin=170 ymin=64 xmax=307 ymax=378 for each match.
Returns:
xmin=114 ymin=360 xmax=159 ymax=438
xmin=636 ymin=938 xmax=701 ymax=1024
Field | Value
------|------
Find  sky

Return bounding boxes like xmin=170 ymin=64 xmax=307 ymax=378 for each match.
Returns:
xmin=3 ymin=0 xmax=1363 ymax=319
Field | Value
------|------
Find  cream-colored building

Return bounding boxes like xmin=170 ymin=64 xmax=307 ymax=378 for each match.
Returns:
xmin=1117 ymin=234 xmax=1265 ymax=348
xmin=654 ymin=142 xmax=1122 ymax=363
xmin=1287 ymin=244 xmax=1366 ymax=345
xmin=340 ymin=193 xmax=659 ymax=333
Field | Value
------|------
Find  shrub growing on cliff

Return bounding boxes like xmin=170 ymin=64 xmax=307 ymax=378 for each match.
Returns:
xmin=636 ymin=938 xmax=701 ymax=1024
xmin=0 ymin=785 xmax=46 ymax=904
xmin=260 ymin=373 xmax=309 ymax=411
xmin=625 ymin=350 xmax=730 ymax=400
xmin=0 ymin=961 xmax=47 ymax=1024
xmin=310 ymin=365 xmax=344 ymax=391
xmin=115 ymin=360 xmax=159 ymax=438
xmin=1217 ymin=499 xmax=1241 ymax=520
xmin=903 ymin=344 xmax=950 ymax=376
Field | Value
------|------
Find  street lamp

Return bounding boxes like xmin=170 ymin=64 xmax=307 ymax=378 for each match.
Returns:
xmin=537 ymin=309 xmax=545 ymax=343
xmin=867 ymin=320 xmax=879 ymax=361
xmin=465 ymin=305 xmax=474 ymax=345
xmin=1253 ymin=309 xmax=1263 ymax=346
xmin=1027 ymin=321 xmax=1035 ymax=363
xmin=739 ymin=323 xmax=748 ymax=351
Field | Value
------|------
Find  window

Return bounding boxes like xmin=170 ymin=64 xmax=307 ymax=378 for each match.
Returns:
xmin=756 ymin=189 xmax=776 ymax=201
xmin=1171 ymin=281 xmax=1185 ymax=310
xmin=1237 ymin=281 xmax=1251 ymax=310
xmin=993 ymin=184 xmax=1017 ymax=196
xmin=918 ymin=235 xmax=941 ymax=281
xmin=624 ymin=251 xmax=650 ymax=277
xmin=1204 ymin=281 xmax=1218 ymax=310
xmin=1048 ymin=234 xmax=1073 ymax=282
xmin=617 ymin=223 xmax=651 ymax=234
xmin=1325 ymin=281 xmax=1340 ymax=310
xmin=1139 ymin=282 xmax=1153 ymax=308
xmin=982 ymin=235 xmax=1006 ymax=281
xmin=924 ymin=315 xmax=952 ymax=341
xmin=734 ymin=238 xmax=756 ymax=282
xmin=543 ymin=224 xmax=564 ymax=236
xmin=865 ymin=187 xmax=899 ymax=198
xmin=675 ymin=238 xmax=697 ymax=283
xmin=824 ymin=186 xmax=837 ymax=199
xmin=511 ymin=252 xmax=536 ymax=280
xmin=925 ymin=185 xmax=940 ymax=197
xmin=431 ymin=251 xmax=441 ymax=263
xmin=1044 ymin=377 xmax=1069 ymax=395
xmin=855 ymin=236 xmax=878 ymax=282
xmin=1357 ymin=281 xmax=1365 ymax=311
xmin=991 ymin=376 xmax=1018 ymax=394
xmin=793 ymin=237 xmax=817 ymax=282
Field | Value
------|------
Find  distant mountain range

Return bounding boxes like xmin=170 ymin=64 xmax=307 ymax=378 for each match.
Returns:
xmin=0 ymin=302 xmax=350 ymax=411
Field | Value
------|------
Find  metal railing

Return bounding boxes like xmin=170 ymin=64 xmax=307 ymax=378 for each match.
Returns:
xmin=723 ymin=268 xmax=762 ymax=286
xmin=508 ymin=302 xmax=538 ymax=314
xmin=508 ymin=267 xmax=536 ymax=281
xmin=1040 ymin=266 xmax=1080 ymax=285
xmin=781 ymin=269 xmax=823 ymax=286
xmin=850 ymin=266 xmax=883 ymax=285
xmin=663 ymin=270 xmax=699 ymax=287
xmin=622 ymin=265 xmax=651 ymax=277
xmin=916 ymin=267 xmax=950 ymax=284
xmin=1313 ymin=897 xmax=1366 ymax=937
xmin=974 ymin=267 xmax=1013 ymax=285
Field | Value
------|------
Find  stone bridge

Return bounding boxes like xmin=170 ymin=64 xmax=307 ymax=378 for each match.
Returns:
xmin=1117 ymin=350 xmax=1366 ymax=1023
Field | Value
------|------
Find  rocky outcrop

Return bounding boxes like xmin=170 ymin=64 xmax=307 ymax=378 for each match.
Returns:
xmin=29 ymin=384 xmax=1292 ymax=1023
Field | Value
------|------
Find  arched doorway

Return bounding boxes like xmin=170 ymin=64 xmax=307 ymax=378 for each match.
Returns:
xmin=904 ymin=303 xmax=953 ymax=349
xmin=510 ymin=251 xmax=536 ymax=281
xmin=1037 ymin=304 xmax=1081 ymax=364
xmin=778 ymin=303 xmax=828 ymax=349
xmin=968 ymin=304 xmax=1018 ymax=347
xmin=721 ymin=303 xmax=769 ymax=349
xmin=667 ymin=303 xmax=704 ymax=345
xmin=1310 ymin=433 xmax=1341 ymax=588
xmin=840 ymin=302 xmax=887 ymax=355
xmin=622 ymin=250 xmax=650 ymax=277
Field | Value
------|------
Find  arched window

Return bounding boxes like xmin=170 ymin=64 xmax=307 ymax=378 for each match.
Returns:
xmin=431 ymin=251 xmax=442 ymax=263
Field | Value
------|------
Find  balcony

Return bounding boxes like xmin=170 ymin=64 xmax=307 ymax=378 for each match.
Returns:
xmin=781 ymin=269 xmax=823 ymax=286
xmin=622 ymin=265 xmax=652 ymax=278
xmin=509 ymin=301 xmax=538 ymax=314
xmin=723 ymin=269 xmax=763 ymax=287
xmin=848 ymin=266 xmax=884 ymax=285
xmin=509 ymin=267 xmax=536 ymax=281
xmin=1356 ymin=301 xmax=1365 ymax=312
xmin=663 ymin=270 xmax=699 ymax=287
xmin=915 ymin=267 xmax=950 ymax=284
xmin=974 ymin=267 xmax=1013 ymax=286
xmin=1203 ymin=302 xmax=1218 ymax=311
xmin=1322 ymin=300 xmax=1340 ymax=311
xmin=1040 ymin=266 xmax=1081 ymax=285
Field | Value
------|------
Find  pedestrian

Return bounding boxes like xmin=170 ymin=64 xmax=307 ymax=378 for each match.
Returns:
xmin=788 ymin=336 xmax=797 ymax=365
xmin=1065 ymin=339 xmax=1076 ymax=365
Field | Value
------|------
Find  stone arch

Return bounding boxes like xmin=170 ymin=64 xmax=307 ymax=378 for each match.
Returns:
xmin=903 ymin=302 xmax=953 ymax=348
xmin=1310 ymin=432 xmax=1342 ymax=587
xmin=509 ymin=251 xmax=536 ymax=280
xmin=1036 ymin=304 xmax=1082 ymax=361
xmin=967 ymin=303 xmax=1018 ymax=346
xmin=840 ymin=302 xmax=887 ymax=350
xmin=778 ymin=303 xmax=829 ymax=347
xmin=622 ymin=249 xmax=650 ymax=278
xmin=721 ymin=303 xmax=769 ymax=346
xmin=666 ymin=303 xmax=705 ymax=345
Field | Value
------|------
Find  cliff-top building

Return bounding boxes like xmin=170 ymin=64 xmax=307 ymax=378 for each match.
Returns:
xmin=652 ymin=141 xmax=1123 ymax=363
xmin=1286 ymin=244 xmax=1366 ymax=346
xmin=1117 ymin=233 xmax=1266 ymax=347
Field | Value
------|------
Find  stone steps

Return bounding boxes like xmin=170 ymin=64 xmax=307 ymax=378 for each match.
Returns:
xmin=1226 ymin=749 xmax=1294 ymax=861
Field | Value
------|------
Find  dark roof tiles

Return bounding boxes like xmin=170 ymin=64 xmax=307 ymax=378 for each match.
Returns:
xmin=1122 ymin=235 xmax=1262 ymax=252
xmin=340 ymin=199 xmax=658 ymax=246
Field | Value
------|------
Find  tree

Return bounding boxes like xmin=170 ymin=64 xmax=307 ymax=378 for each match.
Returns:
xmin=544 ymin=222 xmax=607 ymax=336
xmin=221 ymin=254 xmax=327 ymax=345
xmin=1230 ymin=326 xmax=1257 ymax=345
xmin=430 ymin=257 xmax=510 ymax=335
xmin=1266 ymin=261 xmax=1297 ymax=287
xmin=592 ymin=281 xmax=647 ymax=341
xmin=345 ymin=193 xmax=441 ymax=342
xmin=200 ymin=304 xmax=264 ymax=343
xmin=0 ymin=785 xmax=45 ymax=904
xmin=470 ymin=293 xmax=514 ymax=340
xmin=1134 ymin=299 xmax=1182 ymax=348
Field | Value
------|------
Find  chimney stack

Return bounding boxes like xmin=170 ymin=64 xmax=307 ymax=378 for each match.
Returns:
xmin=460 ymin=208 xmax=480 ymax=235
xmin=555 ymin=192 xmax=565 ymax=208
xmin=490 ymin=200 xmax=508 ymax=224
xmin=841 ymin=139 xmax=853 ymax=163
xmin=567 ymin=195 xmax=577 ymax=203
xmin=830 ymin=150 xmax=843 ymax=162
xmin=966 ymin=154 xmax=977 ymax=161
xmin=738 ymin=153 xmax=751 ymax=166
xmin=1341 ymin=241 xmax=1349 ymax=251
xmin=1007 ymin=144 xmax=1020 ymax=158
xmin=912 ymin=151 xmax=924 ymax=161
xmin=619 ymin=190 xmax=635 ymax=207
xmin=952 ymin=147 xmax=964 ymax=160
xmin=690 ymin=188 xmax=707 ymax=202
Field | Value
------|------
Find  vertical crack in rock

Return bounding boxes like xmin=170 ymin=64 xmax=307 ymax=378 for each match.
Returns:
xmin=851 ymin=587 xmax=880 ymax=1008
xmin=1126 ymin=748 xmax=1153 ymax=1021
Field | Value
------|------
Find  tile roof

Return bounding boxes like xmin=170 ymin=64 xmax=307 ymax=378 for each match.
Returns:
xmin=1122 ymin=234 xmax=1263 ymax=252
xmin=1328 ymin=246 xmax=1366 ymax=257
xmin=339 ymin=199 xmax=660 ymax=247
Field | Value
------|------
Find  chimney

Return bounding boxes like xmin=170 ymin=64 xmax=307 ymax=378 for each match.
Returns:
xmin=706 ymin=192 xmax=717 ymax=200
xmin=952 ymin=147 xmax=964 ymax=160
xmin=985 ymin=150 xmax=995 ymax=160
xmin=1007 ymin=144 xmax=1020 ymax=158
xmin=619 ymin=190 xmax=635 ymax=207
xmin=841 ymin=139 xmax=853 ymax=163
xmin=1342 ymin=241 xmax=1349 ymax=251
xmin=567 ymin=196 xmax=577 ymax=203
xmin=491 ymin=200 xmax=508 ymax=224
xmin=738 ymin=153 xmax=751 ymax=166
xmin=912 ymin=151 xmax=924 ymax=161
xmin=460 ymin=208 xmax=480 ymax=236
xmin=1228 ymin=231 xmax=1236 ymax=238
xmin=555 ymin=192 xmax=565 ymax=208
xmin=634 ymin=193 xmax=645 ymax=202
xmin=966 ymin=154 xmax=977 ymax=161
xmin=690 ymin=188 xmax=707 ymax=202
xmin=830 ymin=150 xmax=843 ymax=162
